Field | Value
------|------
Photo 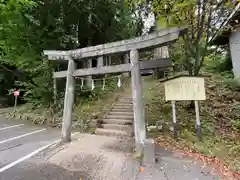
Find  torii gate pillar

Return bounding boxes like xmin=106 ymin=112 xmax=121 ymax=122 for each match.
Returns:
xmin=130 ymin=49 xmax=146 ymax=153
xmin=61 ymin=57 xmax=76 ymax=142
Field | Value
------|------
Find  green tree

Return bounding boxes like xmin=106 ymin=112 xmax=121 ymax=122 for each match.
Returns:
xmin=128 ymin=0 xmax=237 ymax=75
xmin=0 ymin=0 xmax=144 ymax=106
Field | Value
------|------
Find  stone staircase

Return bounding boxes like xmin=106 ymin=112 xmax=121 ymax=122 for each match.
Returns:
xmin=95 ymin=96 xmax=134 ymax=137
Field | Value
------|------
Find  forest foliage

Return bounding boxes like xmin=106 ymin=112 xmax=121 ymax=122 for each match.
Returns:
xmin=0 ymin=0 xmax=146 ymax=106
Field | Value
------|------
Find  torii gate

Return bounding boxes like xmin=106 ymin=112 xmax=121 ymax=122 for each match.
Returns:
xmin=43 ymin=27 xmax=186 ymax=153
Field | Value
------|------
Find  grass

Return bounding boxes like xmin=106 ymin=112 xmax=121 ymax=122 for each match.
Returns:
xmin=143 ymin=75 xmax=240 ymax=173
xmin=8 ymin=78 xmax=131 ymax=131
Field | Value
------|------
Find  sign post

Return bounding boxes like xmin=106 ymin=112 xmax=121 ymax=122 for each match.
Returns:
xmin=13 ymin=90 xmax=20 ymax=112
xmin=194 ymin=100 xmax=201 ymax=139
xmin=163 ymin=76 xmax=206 ymax=139
xmin=171 ymin=100 xmax=179 ymax=138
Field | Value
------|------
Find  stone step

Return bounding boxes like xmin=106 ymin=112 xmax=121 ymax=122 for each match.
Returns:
xmin=118 ymin=99 xmax=133 ymax=103
xmin=102 ymin=119 xmax=133 ymax=125
xmin=106 ymin=115 xmax=134 ymax=120
xmin=114 ymin=103 xmax=133 ymax=106
xmin=109 ymin=112 xmax=133 ymax=116
xmin=102 ymin=124 xmax=133 ymax=131
xmin=95 ymin=128 xmax=131 ymax=137
xmin=117 ymin=102 xmax=133 ymax=106
xmin=111 ymin=108 xmax=133 ymax=112
xmin=113 ymin=105 xmax=133 ymax=110
xmin=112 ymin=107 xmax=133 ymax=111
xmin=120 ymin=97 xmax=132 ymax=100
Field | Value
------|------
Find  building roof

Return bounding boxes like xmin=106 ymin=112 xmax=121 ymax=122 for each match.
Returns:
xmin=211 ymin=3 xmax=240 ymax=45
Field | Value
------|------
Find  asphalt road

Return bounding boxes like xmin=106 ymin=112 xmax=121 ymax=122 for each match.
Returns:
xmin=0 ymin=117 xmax=64 ymax=179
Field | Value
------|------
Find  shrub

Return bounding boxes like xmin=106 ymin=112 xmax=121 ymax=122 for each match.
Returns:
xmin=223 ymin=78 xmax=240 ymax=91
xmin=204 ymin=51 xmax=232 ymax=74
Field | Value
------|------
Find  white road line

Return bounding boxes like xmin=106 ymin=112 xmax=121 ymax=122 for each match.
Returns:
xmin=0 ymin=129 xmax=46 ymax=144
xmin=0 ymin=140 xmax=58 ymax=173
xmin=0 ymin=124 xmax=24 ymax=131
xmin=0 ymin=132 xmax=80 ymax=173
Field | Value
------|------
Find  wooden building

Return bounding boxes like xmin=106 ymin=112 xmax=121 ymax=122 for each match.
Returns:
xmin=212 ymin=3 xmax=240 ymax=79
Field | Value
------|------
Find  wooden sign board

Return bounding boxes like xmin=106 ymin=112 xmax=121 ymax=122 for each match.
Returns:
xmin=164 ymin=76 xmax=206 ymax=101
